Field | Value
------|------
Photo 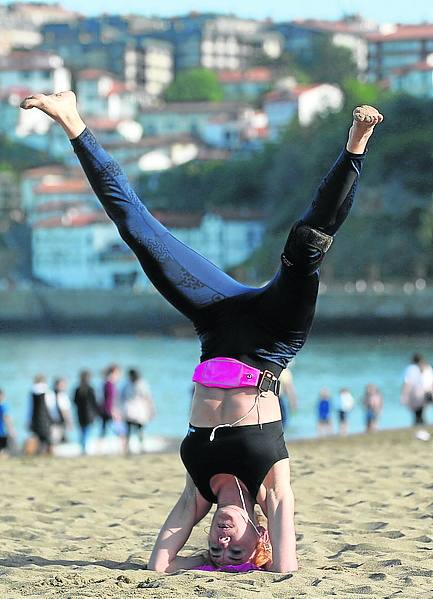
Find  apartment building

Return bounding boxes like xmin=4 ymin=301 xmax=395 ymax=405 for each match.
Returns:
xmin=366 ymin=24 xmax=433 ymax=82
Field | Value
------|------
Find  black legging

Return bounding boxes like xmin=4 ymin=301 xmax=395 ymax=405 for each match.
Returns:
xmin=71 ymin=129 xmax=366 ymax=372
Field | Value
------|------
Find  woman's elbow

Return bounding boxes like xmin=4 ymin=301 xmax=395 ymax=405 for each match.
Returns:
xmin=147 ymin=558 xmax=170 ymax=574
xmin=266 ymin=558 xmax=299 ymax=573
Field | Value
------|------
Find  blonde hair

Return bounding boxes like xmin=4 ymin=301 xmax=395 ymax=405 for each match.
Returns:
xmin=250 ymin=510 xmax=272 ymax=568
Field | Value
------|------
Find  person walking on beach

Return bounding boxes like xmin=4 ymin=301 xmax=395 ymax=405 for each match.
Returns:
xmin=317 ymin=388 xmax=333 ymax=436
xmin=49 ymin=377 xmax=73 ymax=445
xmin=0 ymin=389 xmax=15 ymax=456
xmin=28 ymin=374 xmax=54 ymax=455
xmin=363 ymin=383 xmax=383 ymax=432
xmin=401 ymin=353 xmax=428 ymax=425
xmin=121 ymin=368 xmax=155 ymax=454
xmin=74 ymin=370 xmax=99 ymax=454
xmin=420 ymin=357 xmax=433 ymax=407
xmin=100 ymin=364 xmax=121 ymax=437
xmin=336 ymin=387 xmax=354 ymax=436
xmin=20 ymin=92 xmax=382 ymax=573
xmin=278 ymin=367 xmax=297 ymax=430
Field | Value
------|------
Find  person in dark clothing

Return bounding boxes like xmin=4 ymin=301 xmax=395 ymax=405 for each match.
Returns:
xmin=74 ymin=370 xmax=99 ymax=454
xmin=0 ymin=389 xmax=15 ymax=456
xmin=21 ymin=92 xmax=382 ymax=573
xmin=100 ymin=364 xmax=121 ymax=437
xmin=28 ymin=374 xmax=53 ymax=455
xmin=50 ymin=377 xmax=73 ymax=444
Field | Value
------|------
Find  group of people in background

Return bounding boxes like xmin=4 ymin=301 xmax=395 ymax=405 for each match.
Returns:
xmin=25 ymin=364 xmax=155 ymax=456
xmin=1 ymin=353 xmax=432 ymax=457
xmin=312 ymin=352 xmax=433 ymax=437
xmin=315 ymin=384 xmax=384 ymax=437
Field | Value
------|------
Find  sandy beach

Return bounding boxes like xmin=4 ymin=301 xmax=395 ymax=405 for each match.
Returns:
xmin=1 ymin=428 xmax=432 ymax=598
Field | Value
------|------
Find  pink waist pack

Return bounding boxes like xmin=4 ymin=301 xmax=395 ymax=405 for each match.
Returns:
xmin=192 ymin=357 xmax=261 ymax=389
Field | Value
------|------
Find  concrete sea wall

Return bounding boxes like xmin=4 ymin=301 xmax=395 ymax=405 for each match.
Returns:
xmin=1 ymin=287 xmax=433 ymax=334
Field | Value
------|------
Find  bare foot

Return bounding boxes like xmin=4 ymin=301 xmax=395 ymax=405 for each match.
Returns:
xmin=20 ymin=91 xmax=86 ymax=139
xmin=346 ymin=105 xmax=384 ymax=154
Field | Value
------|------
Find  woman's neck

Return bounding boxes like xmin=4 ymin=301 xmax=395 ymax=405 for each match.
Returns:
xmin=213 ymin=475 xmax=255 ymax=514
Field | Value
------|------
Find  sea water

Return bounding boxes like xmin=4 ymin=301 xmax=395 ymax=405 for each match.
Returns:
xmin=1 ymin=333 xmax=432 ymax=444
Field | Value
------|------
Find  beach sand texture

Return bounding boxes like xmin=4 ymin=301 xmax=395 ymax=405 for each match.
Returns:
xmin=0 ymin=428 xmax=432 ymax=598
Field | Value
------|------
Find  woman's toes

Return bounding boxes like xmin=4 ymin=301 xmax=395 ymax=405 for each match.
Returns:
xmin=20 ymin=96 xmax=38 ymax=109
xmin=352 ymin=105 xmax=382 ymax=127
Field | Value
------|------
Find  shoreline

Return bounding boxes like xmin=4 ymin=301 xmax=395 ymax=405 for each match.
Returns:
xmin=6 ymin=424 xmax=432 ymax=459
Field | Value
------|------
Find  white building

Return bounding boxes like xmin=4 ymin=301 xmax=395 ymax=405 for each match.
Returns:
xmin=31 ymin=209 xmax=265 ymax=289
xmin=21 ymin=165 xmax=80 ymax=214
xmin=389 ymin=54 xmax=433 ymax=98
xmin=124 ymin=39 xmax=174 ymax=97
xmin=26 ymin=177 xmax=96 ymax=215
xmin=32 ymin=212 xmax=143 ymax=289
xmin=173 ymin=14 xmax=283 ymax=71
xmin=0 ymin=51 xmax=71 ymax=94
xmin=366 ymin=24 xmax=433 ymax=82
xmin=138 ymin=101 xmax=252 ymax=140
xmin=156 ymin=211 xmax=265 ymax=270
xmin=76 ymin=69 xmax=137 ymax=120
xmin=104 ymin=133 xmax=205 ymax=176
xmin=283 ymin=17 xmax=377 ymax=77
xmin=0 ymin=52 xmax=71 ymax=150
xmin=0 ymin=2 xmax=78 ymax=55
xmin=264 ymin=83 xmax=344 ymax=139
xmin=202 ymin=109 xmax=268 ymax=150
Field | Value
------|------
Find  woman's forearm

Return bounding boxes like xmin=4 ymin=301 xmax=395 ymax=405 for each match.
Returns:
xmin=148 ymin=477 xmax=211 ymax=573
xmin=266 ymin=486 xmax=298 ymax=573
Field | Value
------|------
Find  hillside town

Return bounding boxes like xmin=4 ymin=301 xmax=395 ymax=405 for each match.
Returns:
xmin=1 ymin=3 xmax=433 ymax=290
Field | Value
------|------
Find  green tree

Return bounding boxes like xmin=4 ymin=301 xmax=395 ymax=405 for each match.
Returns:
xmin=0 ymin=135 xmax=53 ymax=172
xmin=295 ymin=35 xmax=357 ymax=85
xmin=164 ymin=68 xmax=224 ymax=102
xmin=252 ymin=51 xmax=311 ymax=84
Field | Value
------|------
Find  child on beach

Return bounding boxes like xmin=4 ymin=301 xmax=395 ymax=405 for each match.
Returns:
xmin=363 ymin=383 xmax=383 ymax=432
xmin=0 ymin=389 xmax=15 ymax=456
xmin=317 ymin=388 xmax=333 ymax=436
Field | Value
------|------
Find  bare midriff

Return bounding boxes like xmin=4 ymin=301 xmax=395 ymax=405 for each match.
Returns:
xmin=189 ymin=383 xmax=282 ymax=428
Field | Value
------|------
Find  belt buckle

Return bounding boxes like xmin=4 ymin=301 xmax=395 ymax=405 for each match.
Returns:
xmin=258 ymin=370 xmax=275 ymax=393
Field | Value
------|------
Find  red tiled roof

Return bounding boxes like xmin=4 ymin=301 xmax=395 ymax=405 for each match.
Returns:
xmin=152 ymin=211 xmax=203 ymax=229
xmin=105 ymin=81 xmax=129 ymax=95
xmin=367 ymin=24 xmax=433 ymax=42
xmin=0 ymin=86 xmax=34 ymax=100
xmin=264 ymin=84 xmax=323 ymax=102
xmin=195 ymin=147 xmax=231 ymax=161
xmin=35 ymin=200 xmax=90 ymax=212
xmin=213 ymin=208 xmax=265 ymax=221
xmin=140 ymin=101 xmax=249 ymax=115
xmin=391 ymin=60 xmax=433 ymax=75
xmin=77 ymin=69 xmax=118 ymax=80
xmin=218 ymin=68 xmax=274 ymax=83
xmin=22 ymin=165 xmax=68 ymax=178
xmin=85 ymin=117 xmax=122 ymax=131
xmin=106 ymin=132 xmax=198 ymax=152
xmin=291 ymin=83 xmax=325 ymax=97
xmin=292 ymin=18 xmax=378 ymax=35
xmin=34 ymin=212 xmax=109 ymax=229
xmin=34 ymin=180 xmax=91 ymax=195
xmin=150 ymin=209 xmax=265 ymax=227
xmin=0 ymin=50 xmax=61 ymax=72
xmin=208 ymin=114 xmax=237 ymax=124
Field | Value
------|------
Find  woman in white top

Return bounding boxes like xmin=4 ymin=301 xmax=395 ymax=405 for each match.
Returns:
xmin=121 ymin=368 xmax=155 ymax=453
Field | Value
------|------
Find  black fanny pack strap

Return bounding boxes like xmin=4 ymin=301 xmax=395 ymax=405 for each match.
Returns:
xmin=258 ymin=370 xmax=280 ymax=395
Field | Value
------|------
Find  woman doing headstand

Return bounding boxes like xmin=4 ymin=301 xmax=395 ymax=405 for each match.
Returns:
xmin=21 ymin=93 xmax=382 ymax=573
